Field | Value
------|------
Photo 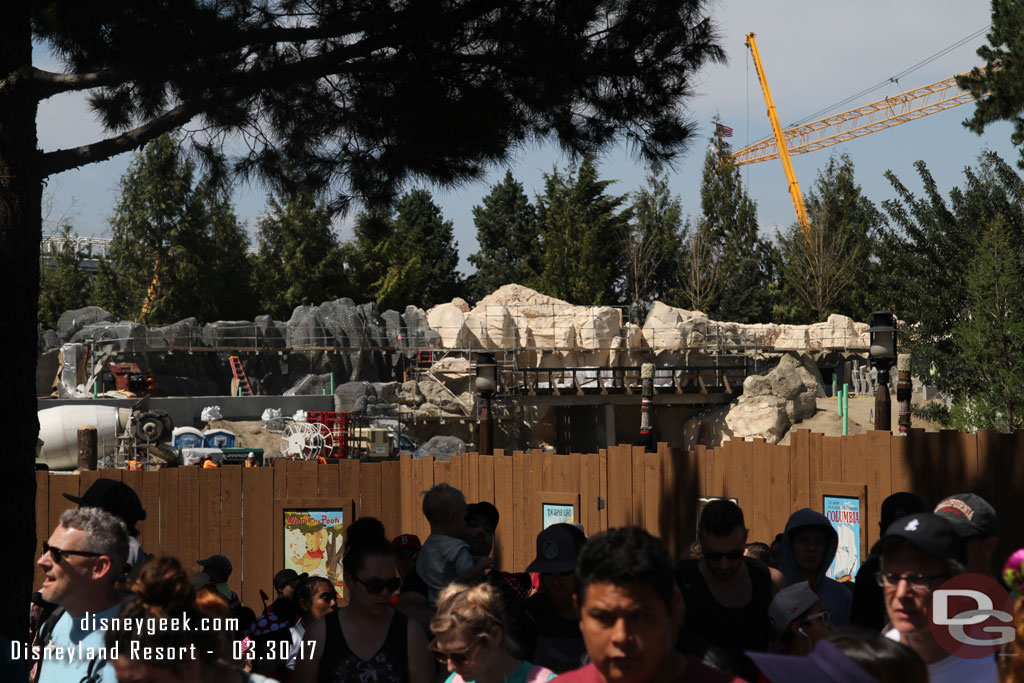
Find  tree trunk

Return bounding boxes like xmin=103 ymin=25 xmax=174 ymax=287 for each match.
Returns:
xmin=0 ymin=4 xmax=42 ymax=643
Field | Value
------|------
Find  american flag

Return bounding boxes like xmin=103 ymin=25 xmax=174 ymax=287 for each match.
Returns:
xmin=715 ymin=123 xmax=733 ymax=138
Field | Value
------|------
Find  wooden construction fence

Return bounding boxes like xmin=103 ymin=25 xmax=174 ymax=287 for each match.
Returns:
xmin=34 ymin=429 xmax=1024 ymax=609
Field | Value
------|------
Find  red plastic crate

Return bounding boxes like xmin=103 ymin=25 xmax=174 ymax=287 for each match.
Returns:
xmin=307 ymin=411 xmax=350 ymax=458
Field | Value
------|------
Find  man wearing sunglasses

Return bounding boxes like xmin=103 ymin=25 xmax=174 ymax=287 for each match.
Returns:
xmin=675 ymin=499 xmax=774 ymax=680
xmin=35 ymin=507 xmax=128 ymax=683
xmin=877 ymin=512 xmax=997 ymax=683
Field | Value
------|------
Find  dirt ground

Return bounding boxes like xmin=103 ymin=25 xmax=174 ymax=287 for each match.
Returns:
xmin=204 ymin=419 xmax=285 ymax=454
xmin=778 ymin=395 xmax=944 ymax=444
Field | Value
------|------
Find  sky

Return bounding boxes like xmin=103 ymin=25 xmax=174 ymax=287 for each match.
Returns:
xmin=36 ymin=1 xmax=1018 ymax=272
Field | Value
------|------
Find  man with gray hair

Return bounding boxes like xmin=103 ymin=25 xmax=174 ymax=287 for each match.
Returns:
xmin=35 ymin=507 xmax=128 ymax=683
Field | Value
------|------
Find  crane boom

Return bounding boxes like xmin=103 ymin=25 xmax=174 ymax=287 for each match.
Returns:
xmin=731 ymin=72 xmax=982 ymax=167
xmin=744 ymin=33 xmax=810 ymax=232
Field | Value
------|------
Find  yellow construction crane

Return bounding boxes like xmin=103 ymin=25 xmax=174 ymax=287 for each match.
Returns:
xmin=736 ymin=33 xmax=985 ymax=232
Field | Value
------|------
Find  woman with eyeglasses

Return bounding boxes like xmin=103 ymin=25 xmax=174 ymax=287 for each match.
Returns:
xmin=430 ymin=581 xmax=556 ymax=683
xmin=294 ymin=517 xmax=433 ymax=683
xmin=767 ymin=582 xmax=835 ymax=656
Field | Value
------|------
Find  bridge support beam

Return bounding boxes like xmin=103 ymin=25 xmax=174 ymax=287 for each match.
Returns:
xmin=602 ymin=404 xmax=616 ymax=449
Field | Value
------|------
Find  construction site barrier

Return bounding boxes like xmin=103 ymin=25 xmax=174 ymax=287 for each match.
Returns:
xmin=36 ymin=428 xmax=1018 ymax=609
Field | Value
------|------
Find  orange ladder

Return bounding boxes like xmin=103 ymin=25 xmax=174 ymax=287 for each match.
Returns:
xmin=229 ymin=355 xmax=253 ymax=396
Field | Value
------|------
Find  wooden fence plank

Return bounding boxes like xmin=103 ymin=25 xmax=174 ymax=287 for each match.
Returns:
xmin=631 ymin=447 xmax=646 ymax=529
xmin=864 ymin=431 xmax=893 ymax=548
xmin=789 ymin=430 xmax=811 ymax=512
xmin=360 ymin=462 xmax=383 ymax=522
xmin=380 ymin=460 xmax=401 ymax=539
xmin=287 ymin=461 xmax=318 ymax=498
xmin=749 ymin=439 xmax=773 ymax=544
xmin=140 ymin=471 xmax=160 ymax=555
xmin=598 ymin=449 xmax=609 ymax=533
xmin=606 ymin=445 xmax=631 ymax=528
xmin=411 ymin=457 xmax=434 ymax=541
xmin=512 ymin=451 xmax=528 ymax=572
xmin=766 ymin=444 xmax=791 ymax=545
xmin=35 ymin=471 xmax=50 ymax=588
xmin=241 ymin=467 xmax=274 ymax=609
xmin=580 ymin=453 xmax=599 ymax=537
xmin=434 ymin=460 xmax=453 ymax=488
xmin=400 ymin=454 xmax=415 ymax=534
xmin=197 ymin=468 xmax=222 ymax=564
xmin=159 ymin=468 xmax=180 ymax=563
xmin=48 ymin=474 xmax=80 ymax=539
xmin=467 ymin=452 xmax=480 ymax=503
xmin=219 ymin=466 xmax=243 ymax=599
xmin=477 ymin=455 xmax=495 ymax=505
xmin=177 ymin=467 xmax=200 ymax=569
xmin=643 ymin=451 xmax=662 ymax=538
xmin=493 ymin=455 xmax=514 ymax=571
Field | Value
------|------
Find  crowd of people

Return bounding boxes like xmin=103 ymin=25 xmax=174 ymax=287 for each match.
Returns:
xmin=13 ymin=476 xmax=1024 ymax=683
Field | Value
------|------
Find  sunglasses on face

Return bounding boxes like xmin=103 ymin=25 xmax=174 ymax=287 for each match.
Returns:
xmin=703 ymin=549 xmax=744 ymax=562
xmin=803 ymin=610 xmax=832 ymax=627
xmin=352 ymin=575 xmax=401 ymax=595
xmin=430 ymin=640 xmax=481 ymax=666
xmin=42 ymin=541 xmax=102 ymax=564
xmin=875 ymin=571 xmax=948 ymax=593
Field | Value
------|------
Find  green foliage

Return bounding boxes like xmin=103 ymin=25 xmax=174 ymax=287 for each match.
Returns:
xmin=879 ymin=152 xmax=1024 ymax=399
xmin=38 ymin=225 xmax=93 ymax=329
xmin=777 ymin=154 xmax=883 ymax=323
xmin=468 ymin=171 xmax=542 ymax=301
xmin=251 ymin=188 xmax=348 ymax=319
xmin=957 ymin=1 xmax=1024 ymax=166
xmin=345 ymin=190 xmax=463 ymax=310
xmin=947 ymin=216 xmax=1024 ymax=432
xmin=697 ymin=131 xmax=776 ymax=322
xmin=95 ymin=135 xmax=254 ymax=323
xmin=535 ymin=158 xmax=632 ymax=305
xmin=623 ymin=169 xmax=686 ymax=322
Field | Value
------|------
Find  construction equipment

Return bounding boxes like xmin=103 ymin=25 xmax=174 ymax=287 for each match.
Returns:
xmin=736 ymin=33 xmax=986 ymax=231
xmin=107 ymin=361 xmax=156 ymax=396
xmin=744 ymin=33 xmax=810 ymax=233
xmin=229 ymin=355 xmax=253 ymax=396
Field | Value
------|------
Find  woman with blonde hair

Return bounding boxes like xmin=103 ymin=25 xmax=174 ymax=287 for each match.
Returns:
xmin=430 ymin=581 xmax=555 ymax=683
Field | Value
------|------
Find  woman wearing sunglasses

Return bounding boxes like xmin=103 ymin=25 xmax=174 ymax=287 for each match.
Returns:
xmin=430 ymin=581 xmax=556 ymax=683
xmin=767 ymin=582 xmax=835 ymax=656
xmin=294 ymin=517 xmax=433 ymax=683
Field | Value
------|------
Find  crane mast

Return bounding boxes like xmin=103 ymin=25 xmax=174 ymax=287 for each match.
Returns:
xmin=745 ymin=32 xmax=810 ymax=233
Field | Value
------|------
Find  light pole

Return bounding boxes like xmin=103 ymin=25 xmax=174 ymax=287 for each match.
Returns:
xmin=867 ymin=311 xmax=898 ymax=432
xmin=475 ymin=352 xmax=497 ymax=455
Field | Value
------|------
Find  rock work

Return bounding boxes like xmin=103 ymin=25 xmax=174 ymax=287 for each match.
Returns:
xmin=683 ymin=352 xmax=826 ymax=447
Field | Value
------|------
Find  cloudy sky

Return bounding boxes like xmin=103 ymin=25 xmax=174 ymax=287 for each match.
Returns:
xmin=37 ymin=1 xmax=1017 ymax=271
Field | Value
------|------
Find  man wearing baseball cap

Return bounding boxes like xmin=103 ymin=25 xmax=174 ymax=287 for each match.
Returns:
xmin=273 ymin=568 xmax=308 ymax=600
xmin=876 ymin=512 xmax=997 ymax=683
xmin=934 ymin=493 xmax=1000 ymax=575
xmin=766 ymin=582 xmax=833 ymax=656
xmin=522 ymin=523 xmax=589 ymax=673
xmin=198 ymin=554 xmax=241 ymax=610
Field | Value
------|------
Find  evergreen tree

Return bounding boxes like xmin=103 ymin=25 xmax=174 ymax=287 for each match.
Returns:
xmin=536 ymin=158 xmax=632 ymax=305
xmin=468 ymin=171 xmax=541 ymax=301
xmin=38 ymin=225 xmax=92 ymax=329
xmin=697 ymin=130 xmax=776 ymax=322
xmin=251 ymin=188 xmax=348 ymax=319
xmin=879 ymin=152 xmax=1024 ymax=401
xmin=95 ymin=135 xmax=253 ymax=323
xmin=777 ymin=154 xmax=883 ymax=323
xmin=623 ymin=169 xmax=685 ymax=322
xmin=345 ymin=190 xmax=462 ymax=310
xmin=949 ymin=215 xmax=1024 ymax=432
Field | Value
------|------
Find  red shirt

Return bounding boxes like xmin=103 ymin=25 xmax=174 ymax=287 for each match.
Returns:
xmin=552 ymin=659 xmax=746 ymax=683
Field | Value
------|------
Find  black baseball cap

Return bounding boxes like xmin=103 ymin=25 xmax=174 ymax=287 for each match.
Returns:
xmin=871 ymin=512 xmax=961 ymax=562
xmin=934 ymin=493 xmax=1000 ymax=539
xmin=879 ymin=492 xmax=925 ymax=530
xmin=526 ymin=523 xmax=587 ymax=574
xmin=65 ymin=478 xmax=147 ymax=532
xmin=273 ymin=568 xmax=308 ymax=590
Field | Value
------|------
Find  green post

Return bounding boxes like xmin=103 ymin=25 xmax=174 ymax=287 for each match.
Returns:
xmin=330 ymin=372 xmax=335 ymax=394
xmin=832 ymin=374 xmax=838 ymax=402
xmin=842 ymin=383 xmax=849 ymax=436
xmin=238 ymin=385 xmax=243 ymax=397
xmin=92 ymin=381 xmax=98 ymax=400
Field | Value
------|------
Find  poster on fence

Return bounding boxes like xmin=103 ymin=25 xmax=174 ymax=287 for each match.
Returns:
xmin=277 ymin=498 xmax=353 ymax=596
xmin=543 ymin=503 xmax=575 ymax=529
xmin=823 ymin=494 xmax=862 ymax=582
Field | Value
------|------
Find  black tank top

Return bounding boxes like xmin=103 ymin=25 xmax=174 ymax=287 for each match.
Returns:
xmin=319 ymin=609 xmax=410 ymax=683
xmin=675 ymin=557 xmax=772 ymax=655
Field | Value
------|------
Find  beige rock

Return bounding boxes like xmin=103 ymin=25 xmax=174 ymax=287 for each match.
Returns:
xmin=426 ymin=303 xmax=468 ymax=348
xmin=680 ymin=404 xmax=732 ymax=450
xmin=463 ymin=303 xmax=516 ymax=349
xmin=622 ymin=322 xmax=645 ymax=349
xmin=725 ymin=395 xmax=790 ymax=443
xmin=743 ymin=374 xmax=773 ymax=397
xmin=643 ymin=301 xmax=683 ymax=349
xmin=450 ymin=297 xmax=472 ymax=313
xmin=574 ymin=306 xmax=622 ymax=349
xmin=774 ymin=325 xmax=810 ymax=350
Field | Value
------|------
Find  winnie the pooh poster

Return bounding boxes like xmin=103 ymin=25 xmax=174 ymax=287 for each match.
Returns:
xmin=284 ymin=508 xmax=345 ymax=593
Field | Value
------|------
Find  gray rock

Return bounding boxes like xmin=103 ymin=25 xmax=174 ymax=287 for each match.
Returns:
xmin=376 ymin=381 xmax=402 ymax=405
xmin=203 ymin=321 xmax=257 ymax=348
xmin=334 ymin=381 xmax=378 ymax=413
xmin=71 ymin=321 xmax=150 ymax=351
xmin=417 ymin=380 xmax=471 ymax=415
xmin=41 ymin=328 xmax=61 ymax=353
xmin=399 ymin=380 xmax=425 ymax=407
xmin=414 ymin=402 xmax=443 ymax=419
xmin=286 ymin=306 xmax=328 ymax=347
xmin=285 ymin=373 xmax=333 ymax=396
xmin=419 ymin=435 xmax=466 ymax=461
xmin=56 ymin=306 xmax=115 ymax=342
xmin=743 ymin=374 xmax=773 ymax=397
xmin=382 ymin=310 xmax=403 ymax=348
xmin=152 ymin=317 xmax=203 ymax=349
xmin=402 ymin=306 xmax=439 ymax=348
xmin=255 ymin=315 xmax=286 ymax=348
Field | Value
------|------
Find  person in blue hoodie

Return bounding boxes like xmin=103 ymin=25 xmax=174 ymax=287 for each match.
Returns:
xmin=778 ymin=508 xmax=852 ymax=626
